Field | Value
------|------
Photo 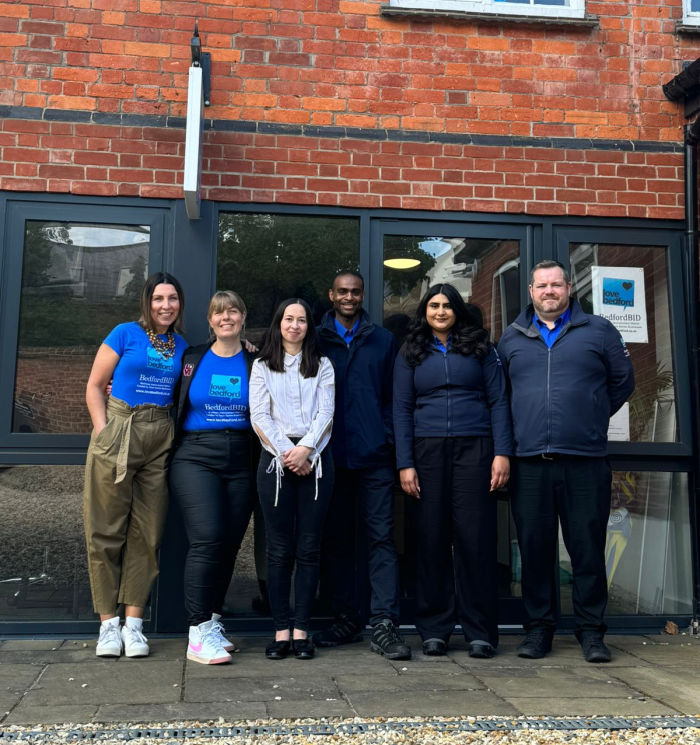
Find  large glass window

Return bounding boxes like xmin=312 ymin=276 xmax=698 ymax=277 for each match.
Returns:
xmin=12 ymin=222 xmax=149 ymax=434
xmin=217 ymin=212 xmax=361 ymax=344
xmin=0 ymin=466 xmax=93 ymax=621
xmin=387 ymin=0 xmax=584 ymax=19
xmin=569 ymin=243 xmax=677 ymax=444
xmin=382 ymin=234 xmax=521 ymax=344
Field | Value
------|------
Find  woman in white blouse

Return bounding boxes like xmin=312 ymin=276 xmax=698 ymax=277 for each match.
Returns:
xmin=250 ymin=298 xmax=335 ymax=660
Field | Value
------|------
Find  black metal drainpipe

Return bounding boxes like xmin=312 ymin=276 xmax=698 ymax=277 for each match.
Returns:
xmin=684 ymin=122 xmax=700 ymax=633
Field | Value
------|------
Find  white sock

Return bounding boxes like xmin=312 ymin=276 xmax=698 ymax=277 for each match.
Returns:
xmin=124 ymin=616 xmax=143 ymax=631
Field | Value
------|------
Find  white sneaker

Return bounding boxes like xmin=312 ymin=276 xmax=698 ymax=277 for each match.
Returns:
xmin=187 ymin=619 xmax=232 ymax=665
xmin=122 ymin=623 xmax=150 ymax=657
xmin=96 ymin=617 xmax=123 ymax=658
xmin=211 ymin=613 xmax=237 ymax=652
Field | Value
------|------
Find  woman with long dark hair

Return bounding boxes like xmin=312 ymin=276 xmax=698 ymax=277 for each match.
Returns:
xmin=169 ymin=290 xmax=257 ymax=665
xmin=84 ymin=272 xmax=187 ymax=658
xmin=250 ymin=298 xmax=334 ymax=660
xmin=393 ymin=283 xmax=512 ymax=658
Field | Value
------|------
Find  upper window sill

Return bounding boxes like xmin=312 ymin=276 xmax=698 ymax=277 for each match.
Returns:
xmin=379 ymin=5 xmax=599 ymax=28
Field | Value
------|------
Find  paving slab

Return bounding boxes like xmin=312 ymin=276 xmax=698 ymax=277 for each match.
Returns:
xmin=346 ymin=688 xmax=518 ymax=717
xmin=266 ymin=698 xmax=356 ymax=718
xmin=95 ymin=702 xmax=268 ymax=723
xmin=184 ymin=675 xmax=341 ymax=704
xmin=4 ymin=704 xmax=99 ymax=726
xmin=18 ymin=661 xmax=183 ymax=706
xmin=1 ymin=639 xmax=64 ymax=651
xmin=609 ymin=664 xmax=700 ymax=714
xmin=477 ymin=666 xmax=642 ymax=700
xmin=609 ymin=636 xmax=700 ymax=666
xmin=505 ymin=696 xmax=679 ymax=716
xmin=0 ymin=664 xmax=44 ymax=715
xmin=335 ymin=671 xmax=485 ymax=693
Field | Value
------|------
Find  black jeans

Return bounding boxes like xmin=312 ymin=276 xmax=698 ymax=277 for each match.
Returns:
xmin=257 ymin=448 xmax=334 ymax=633
xmin=410 ymin=436 xmax=497 ymax=646
xmin=511 ymin=454 xmax=612 ymax=634
xmin=169 ymin=430 xmax=254 ymax=627
xmin=320 ymin=464 xmax=401 ymax=626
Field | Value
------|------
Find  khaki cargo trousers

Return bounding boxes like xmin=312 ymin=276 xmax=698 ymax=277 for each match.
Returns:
xmin=83 ymin=396 xmax=174 ymax=615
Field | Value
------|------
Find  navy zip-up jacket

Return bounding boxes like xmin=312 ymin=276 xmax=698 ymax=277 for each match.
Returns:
xmin=393 ymin=344 xmax=513 ymax=471
xmin=496 ymin=300 xmax=635 ymax=457
xmin=317 ymin=309 xmax=397 ymax=470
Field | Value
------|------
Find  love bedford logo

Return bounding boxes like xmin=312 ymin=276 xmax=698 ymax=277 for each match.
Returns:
xmin=602 ymin=277 xmax=635 ymax=310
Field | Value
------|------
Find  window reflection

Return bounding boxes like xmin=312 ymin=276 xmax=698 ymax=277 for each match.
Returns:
xmin=0 ymin=466 xmax=94 ymax=620
xmin=217 ymin=213 xmax=360 ymax=344
xmin=382 ymin=235 xmax=520 ymax=343
xmin=570 ymin=243 xmax=677 ymax=443
xmin=13 ymin=222 xmax=149 ymax=434
xmin=556 ymin=471 xmax=692 ymax=616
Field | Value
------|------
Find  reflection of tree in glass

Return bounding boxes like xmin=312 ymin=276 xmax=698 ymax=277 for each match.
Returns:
xmin=383 ymin=235 xmax=436 ymax=296
xmin=217 ymin=213 xmax=360 ymax=331
xmin=23 ymin=222 xmax=71 ymax=288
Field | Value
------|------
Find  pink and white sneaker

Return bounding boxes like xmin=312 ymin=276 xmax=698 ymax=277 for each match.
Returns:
xmin=187 ymin=619 xmax=232 ymax=665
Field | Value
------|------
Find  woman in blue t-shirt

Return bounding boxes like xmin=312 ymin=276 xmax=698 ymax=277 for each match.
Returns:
xmin=168 ymin=290 xmax=257 ymax=665
xmin=84 ymin=272 xmax=187 ymax=659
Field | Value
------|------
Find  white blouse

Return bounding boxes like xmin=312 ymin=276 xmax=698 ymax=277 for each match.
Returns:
xmin=250 ymin=353 xmax=335 ymax=503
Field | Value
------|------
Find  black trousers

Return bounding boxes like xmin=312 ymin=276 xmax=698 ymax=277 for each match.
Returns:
xmin=320 ymin=464 xmax=401 ymax=626
xmin=168 ymin=430 xmax=254 ymax=627
xmin=257 ymin=448 xmax=334 ymax=633
xmin=410 ymin=436 xmax=498 ymax=646
xmin=511 ymin=455 xmax=612 ymax=634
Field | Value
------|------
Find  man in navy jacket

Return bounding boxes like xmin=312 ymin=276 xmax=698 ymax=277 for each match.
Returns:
xmin=312 ymin=271 xmax=410 ymax=660
xmin=498 ymin=260 xmax=634 ymax=663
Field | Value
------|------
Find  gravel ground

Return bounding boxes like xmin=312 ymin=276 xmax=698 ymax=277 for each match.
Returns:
xmin=2 ymin=718 xmax=700 ymax=745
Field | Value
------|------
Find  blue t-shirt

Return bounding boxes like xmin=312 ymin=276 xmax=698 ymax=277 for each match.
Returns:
xmin=182 ymin=348 xmax=250 ymax=431
xmin=104 ymin=322 xmax=187 ymax=406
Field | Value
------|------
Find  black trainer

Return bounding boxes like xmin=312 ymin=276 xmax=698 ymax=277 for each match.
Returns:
xmin=312 ymin=615 xmax=363 ymax=647
xmin=370 ymin=619 xmax=411 ymax=660
xmin=576 ymin=631 xmax=611 ymax=663
xmin=517 ymin=627 xmax=553 ymax=659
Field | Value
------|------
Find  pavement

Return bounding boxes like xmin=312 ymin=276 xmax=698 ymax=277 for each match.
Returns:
xmin=1 ymin=631 xmax=699 ymax=727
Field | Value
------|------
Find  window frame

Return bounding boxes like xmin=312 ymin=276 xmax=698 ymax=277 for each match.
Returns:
xmin=0 ymin=197 xmax=169 ymax=463
xmin=683 ymin=0 xmax=700 ymax=25
xmin=387 ymin=0 xmax=586 ymax=20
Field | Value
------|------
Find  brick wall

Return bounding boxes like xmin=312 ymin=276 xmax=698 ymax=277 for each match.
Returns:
xmin=0 ymin=0 xmax=694 ymax=218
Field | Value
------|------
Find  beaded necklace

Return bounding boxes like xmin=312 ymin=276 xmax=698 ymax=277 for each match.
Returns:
xmin=146 ymin=328 xmax=176 ymax=359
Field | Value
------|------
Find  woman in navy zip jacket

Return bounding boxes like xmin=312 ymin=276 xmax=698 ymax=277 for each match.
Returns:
xmin=393 ymin=283 xmax=512 ymax=658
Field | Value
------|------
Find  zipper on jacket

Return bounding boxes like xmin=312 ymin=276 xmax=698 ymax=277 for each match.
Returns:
xmin=443 ymin=350 xmax=451 ymax=437
xmin=545 ymin=346 xmax=552 ymax=454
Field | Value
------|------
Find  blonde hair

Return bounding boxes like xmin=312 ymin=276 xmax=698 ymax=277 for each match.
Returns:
xmin=207 ymin=290 xmax=247 ymax=320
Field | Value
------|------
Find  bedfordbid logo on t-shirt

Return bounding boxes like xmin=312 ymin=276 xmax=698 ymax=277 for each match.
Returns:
xmin=147 ymin=347 xmax=175 ymax=371
xmin=209 ymin=374 xmax=241 ymax=400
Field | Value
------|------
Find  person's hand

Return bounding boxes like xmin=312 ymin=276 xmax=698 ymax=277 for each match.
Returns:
xmin=490 ymin=455 xmax=510 ymax=492
xmin=283 ymin=445 xmax=313 ymax=475
xmin=399 ymin=467 xmax=420 ymax=498
xmin=243 ymin=338 xmax=259 ymax=354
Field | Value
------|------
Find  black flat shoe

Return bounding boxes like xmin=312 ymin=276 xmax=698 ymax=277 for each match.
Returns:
xmin=292 ymin=637 xmax=315 ymax=659
xmin=468 ymin=641 xmax=496 ymax=659
xmin=265 ymin=639 xmax=290 ymax=660
xmin=422 ymin=638 xmax=447 ymax=656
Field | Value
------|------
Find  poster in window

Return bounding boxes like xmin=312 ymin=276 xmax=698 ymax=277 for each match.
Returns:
xmin=591 ymin=266 xmax=648 ymax=343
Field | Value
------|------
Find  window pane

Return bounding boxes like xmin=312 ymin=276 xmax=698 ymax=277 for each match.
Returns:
xmin=693 ymin=0 xmax=700 ymax=11
xmin=217 ymin=213 xmax=361 ymax=343
xmin=556 ymin=471 xmax=692 ymax=616
xmin=382 ymin=235 xmax=520 ymax=345
xmin=13 ymin=222 xmax=149 ymax=434
xmin=570 ymin=243 xmax=677 ymax=444
xmin=0 ymin=466 xmax=93 ymax=620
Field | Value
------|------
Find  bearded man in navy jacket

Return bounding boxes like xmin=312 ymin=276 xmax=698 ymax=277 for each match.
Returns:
xmin=498 ymin=260 xmax=634 ymax=663
xmin=312 ymin=271 xmax=411 ymax=661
